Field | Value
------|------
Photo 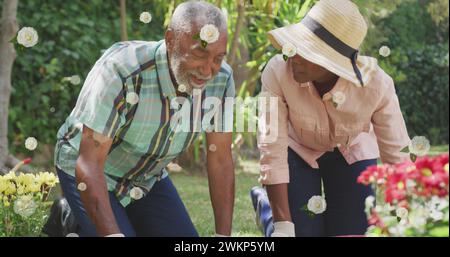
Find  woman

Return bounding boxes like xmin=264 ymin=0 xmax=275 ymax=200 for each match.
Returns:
xmin=254 ymin=0 xmax=411 ymax=237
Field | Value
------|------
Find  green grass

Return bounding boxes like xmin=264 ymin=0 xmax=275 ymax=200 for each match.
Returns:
xmin=170 ymin=159 xmax=262 ymax=237
xmin=430 ymin=145 xmax=449 ymax=156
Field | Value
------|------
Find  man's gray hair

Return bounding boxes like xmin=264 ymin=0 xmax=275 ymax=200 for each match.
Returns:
xmin=169 ymin=1 xmax=227 ymax=36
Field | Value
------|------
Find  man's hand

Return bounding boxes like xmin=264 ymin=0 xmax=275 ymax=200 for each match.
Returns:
xmin=206 ymin=132 xmax=235 ymax=236
xmin=75 ymin=125 xmax=121 ymax=236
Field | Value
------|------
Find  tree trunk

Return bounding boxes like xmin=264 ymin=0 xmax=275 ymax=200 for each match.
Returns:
xmin=119 ymin=0 xmax=128 ymax=41
xmin=227 ymin=0 xmax=245 ymax=69
xmin=0 ymin=0 xmax=19 ymax=172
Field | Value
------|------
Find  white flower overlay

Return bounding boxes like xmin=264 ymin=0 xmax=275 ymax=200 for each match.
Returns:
xmin=200 ymin=24 xmax=220 ymax=44
xmin=139 ymin=12 xmax=152 ymax=24
xmin=126 ymin=92 xmax=140 ymax=105
xmin=25 ymin=137 xmax=38 ymax=151
xmin=69 ymin=75 xmax=81 ymax=85
xmin=396 ymin=207 xmax=409 ymax=219
xmin=379 ymin=45 xmax=391 ymax=57
xmin=332 ymin=91 xmax=346 ymax=107
xmin=282 ymin=42 xmax=297 ymax=58
xmin=178 ymin=84 xmax=187 ymax=93
xmin=77 ymin=182 xmax=87 ymax=192
xmin=130 ymin=186 xmax=144 ymax=200
xmin=409 ymin=136 xmax=430 ymax=157
xmin=17 ymin=27 xmax=39 ymax=48
xmin=208 ymin=144 xmax=217 ymax=152
xmin=13 ymin=195 xmax=37 ymax=218
xmin=307 ymin=195 xmax=327 ymax=214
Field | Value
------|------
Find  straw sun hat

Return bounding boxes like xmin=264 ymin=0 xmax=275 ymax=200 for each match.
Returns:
xmin=268 ymin=0 xmax=378 ymax=87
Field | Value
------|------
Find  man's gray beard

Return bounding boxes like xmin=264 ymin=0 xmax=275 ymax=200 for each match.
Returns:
xmin=169 ymin=49 xmax=193 ymax=95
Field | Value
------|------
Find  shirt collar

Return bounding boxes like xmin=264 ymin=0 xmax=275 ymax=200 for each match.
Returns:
xmin=155 ymin=41 xmax=177 ymax=99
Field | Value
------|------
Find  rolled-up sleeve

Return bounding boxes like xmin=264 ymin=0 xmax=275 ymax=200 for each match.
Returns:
xmin=257 ymin=57 xmax=290 ymax=185
xmin=72 ymin=56 xmax=128 ymax=139
xmin=371 ymin=75 xmax=411 ymax=164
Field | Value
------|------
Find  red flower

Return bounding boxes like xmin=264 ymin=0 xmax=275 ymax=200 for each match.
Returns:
xmin=384 ymin=170 xmax=408 ymax=203
xmin=23 ymin=158 xmax=32 ymax=165
xmin=368 ymin=209 xmax=386 ymax=229
xmin=357 ymin=165 xmax=388 ymax=185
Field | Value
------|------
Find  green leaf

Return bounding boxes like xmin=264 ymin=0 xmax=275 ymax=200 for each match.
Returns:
xmin=283 ymin=55 xmax=288 ymax=61
xmin=410 ymin=153 xmax=417 ymax=162
xmin=400 ymin=146 xmax=410 ymax=153
xmin=192 ymin=34 xmax=200 ymax=40
xmin=201 ymin=40 xmax=208 ymax=48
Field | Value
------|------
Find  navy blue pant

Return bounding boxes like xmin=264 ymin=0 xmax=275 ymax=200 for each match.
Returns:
xmin=56 ymin=167 xmax=198 ymax=237
xmin=288 ymin=148 xmax=376 ymax=236
xmin=255 ymin=148 xmax=376 ymax=237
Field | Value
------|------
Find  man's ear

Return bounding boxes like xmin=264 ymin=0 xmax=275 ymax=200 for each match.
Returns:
xmin=165 ymin=29 xmax=174 ymax=51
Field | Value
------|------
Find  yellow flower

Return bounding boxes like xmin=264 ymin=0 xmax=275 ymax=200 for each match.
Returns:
xmin=2 ymin=171 xmax=16 ymax=181
xmin=1 ymin=181 xmax=16 ymax=196
xmin=16 ymin=173 xmax=35 ymax=186
xmin=36 ymin=172 xmax=59 ymax=187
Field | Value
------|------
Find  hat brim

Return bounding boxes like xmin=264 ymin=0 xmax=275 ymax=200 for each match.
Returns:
xmin=268 ymin=23 xmax=378 ymax=86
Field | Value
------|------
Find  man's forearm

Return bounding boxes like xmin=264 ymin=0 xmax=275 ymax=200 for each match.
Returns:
xmin=207 ymin=162 xmax=235 ymax=236
xmin=75 ymin=162 xmax=121 ymax=236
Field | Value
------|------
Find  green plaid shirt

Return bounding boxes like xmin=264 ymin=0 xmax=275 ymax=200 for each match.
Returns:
xmin=54 ymin=40 xmax=235 ymax=206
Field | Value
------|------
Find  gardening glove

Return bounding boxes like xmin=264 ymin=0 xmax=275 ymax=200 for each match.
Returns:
xmin=271 ymin=221 xmax=295 ymax=237
xmin=105 ymin=233 xmax=125 ymax=237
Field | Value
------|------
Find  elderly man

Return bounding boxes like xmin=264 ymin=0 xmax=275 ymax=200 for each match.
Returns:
xmin=53 ymin=1 xmax=235 ymax=237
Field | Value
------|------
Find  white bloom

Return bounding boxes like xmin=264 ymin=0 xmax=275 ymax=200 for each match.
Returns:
xmin=77 ymin=182 xmax=87 ymax=192
xmin=396 ymin=207 xmax=409 ymax=219
xmin=307 ymin=195 xmax=327 ymax=214
xmin=13 ymin=195 xmax=37 ymax=218
xmin=412 ymin=216 xmax=427 ymax=228
xmin=178 ymin=84 xmax=187 ymax=93
xmin=282 ymin=42 xmax=297 ymax=58
xmin=130 ymin=186 xmax=144 ymax=200
xmin=25 ymin=137 xmax=38 ymax=151
xmin=126 ymin=92 xmax=139 ymax=105
xmin=430 ymin=210 xmax=444 ymax=221
xmin=200 ymin=24 xmax=220 ymax=44
xmin=66 ymin=233 xmax=79 ymax=237
xmin=208 ymin=144 xmax=217 ymax=152
xmin=388 ymin=224 xmax=407 ymax=236
xmin=379 ymin=45 xmax=391 ymax=57
xmin=69 ymin=75 xmax=81 ymax=85
xmin=409 ymin=136 xmax=430 ymax=156
xmin=139 ymin=12 xmax=152 ymax=24
xmin=17 ymin=27 xmax=39 ymax=48
xmin=365 ymin=196 xmax=375 ymax=209
xmin=332 ymin=91 xmax=346 ymax=106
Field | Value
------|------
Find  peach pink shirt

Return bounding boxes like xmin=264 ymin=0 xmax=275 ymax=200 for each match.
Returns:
xmin=258 ymin=55 xmax=411 ymax=185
